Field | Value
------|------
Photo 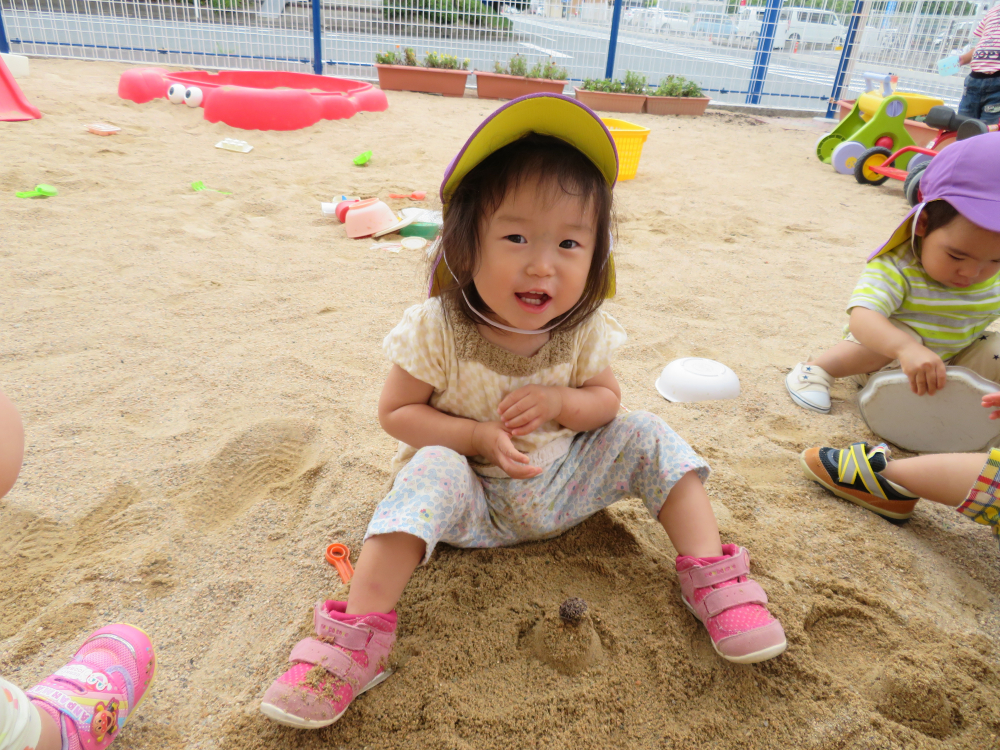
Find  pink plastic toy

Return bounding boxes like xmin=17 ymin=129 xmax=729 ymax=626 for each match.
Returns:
xmin=118 ymin=68 xmax=388 ymax=131
xmin=345 ymin=199 xmax=396 ymax=239
xmin=0 ymin=55 xmax=41 ymax=122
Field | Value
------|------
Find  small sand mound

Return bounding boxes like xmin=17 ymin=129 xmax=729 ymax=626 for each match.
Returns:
xmin=522 ymin=606 xmax=605 ymax=676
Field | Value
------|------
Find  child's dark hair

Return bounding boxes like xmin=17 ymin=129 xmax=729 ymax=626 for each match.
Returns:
xmin=434 ymin=133 xmax=615 ymax=333
xmin=914 ymin=199 xmax=960 ymax=258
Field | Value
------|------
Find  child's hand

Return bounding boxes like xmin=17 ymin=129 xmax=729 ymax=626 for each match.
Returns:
xmin=983 ymin=393 xmax=1000 ymax=420
xmin=898 ymin=344 xmax=947 ymax=395
xmin=472 ymin=421 xmax=543 ymax=479
xmin=497 ymin=385 xmax=563 ymax=437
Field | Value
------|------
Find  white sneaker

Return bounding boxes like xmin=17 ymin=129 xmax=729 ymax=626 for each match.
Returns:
xmin=785 ymin=363 xmax=833 ymax=413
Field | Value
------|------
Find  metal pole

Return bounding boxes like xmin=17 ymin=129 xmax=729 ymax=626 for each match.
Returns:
xmin=605 ymin=0 xmax=624 ymax=80
xmin=312 ymin=0 xmax=323 ymax=75
xmin=826 ymin=0 xmax=866 ymax=119
xmin=746 ymin=0 xmax=783 ymax=105
xmin=0 ymin=3 xmax=11 ymax=55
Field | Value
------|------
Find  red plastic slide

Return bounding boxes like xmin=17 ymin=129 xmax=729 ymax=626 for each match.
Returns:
xmin=118 ymin=68 xmax=388 ymax=131
xmin=0 ymin=55 xmax=41 ymax=122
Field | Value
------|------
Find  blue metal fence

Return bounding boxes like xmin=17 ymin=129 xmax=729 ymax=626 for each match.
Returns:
xmin=0 ymin=0 xmax=982 ymax=112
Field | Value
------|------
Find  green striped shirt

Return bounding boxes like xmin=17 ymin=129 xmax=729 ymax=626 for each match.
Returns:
xmin=847 ymin=241 xmax=1000 ymax=359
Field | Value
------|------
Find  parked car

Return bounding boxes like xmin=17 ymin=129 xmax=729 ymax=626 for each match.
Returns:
xmin=691 ymin=12 xmax=737 ymax=41
xmin=733 ymin=6 xmax=846 ymax=50
xmin=643 ymin=9 xmax=690 ymax=35
xmin=934 ymin=20 xmax=976 ymax=52
xmin=781 ymin=7 xmax=847 ymax=50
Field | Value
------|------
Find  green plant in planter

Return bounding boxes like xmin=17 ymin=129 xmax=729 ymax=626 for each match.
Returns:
xmin=527 ymin=60 xmax=568 ymax=80
xmin=507 ymin=54 xmax=528 ymax=77
xmin=582 ymin=78 xmax=624 ymax=93
xmin=651 ymin=75 xmax=704 ymax=97
xmin=582 ymin=71 xmax=645 ymax=94
xmin=424 ymin=52 xmax=469 ymax=70
xmin=622 ymin=70 xmax=647 ymax=95
xmin=375 ymin=48 xmax=419 ymax=66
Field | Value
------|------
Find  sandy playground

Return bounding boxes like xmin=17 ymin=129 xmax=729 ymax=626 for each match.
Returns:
xmin=1 ymin=59 xmax=999 ymax=750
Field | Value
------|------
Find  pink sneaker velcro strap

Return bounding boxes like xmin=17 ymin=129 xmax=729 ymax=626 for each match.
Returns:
xmin=687 ymin=550 xmax=749 ymax=589
xmin=700 ymin=581 xmax=768 ymax=618
xmin=313 ymin=604 xmax=370 ymax=650
xmin=289 ymin=638 xmax=355 ymax=677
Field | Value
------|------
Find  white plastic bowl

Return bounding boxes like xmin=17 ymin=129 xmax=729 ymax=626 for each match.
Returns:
xmin=655 ymin=358 xmax=741 ymax=403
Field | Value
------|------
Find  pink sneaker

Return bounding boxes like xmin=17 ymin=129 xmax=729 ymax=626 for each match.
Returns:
xmin=260 ymin=601 xmax=396 ymax=729
xmin=26 ymin=624 xmax=156 ymax=750
xmin=676 ymin=544 xmax=787 ymax=664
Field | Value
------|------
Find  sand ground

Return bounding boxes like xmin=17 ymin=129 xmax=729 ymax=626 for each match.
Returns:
xmin=1 ymin=59 xmax=999 ymax=750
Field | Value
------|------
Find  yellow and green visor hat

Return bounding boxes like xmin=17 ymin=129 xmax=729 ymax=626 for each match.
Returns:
xmin=429 ymin=93 xmax=619 ymax=298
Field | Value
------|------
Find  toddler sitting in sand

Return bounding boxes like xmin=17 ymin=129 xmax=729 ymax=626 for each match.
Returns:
xmin=800 ymin=393 xmax=1000 ymax=545
xmin=786 ymin=132 xmax=1000 ymax=414
xmin=0 ymin=389 xmax=157 ymax=750
xmin=259 ymin=94 xmax=787 ymax=730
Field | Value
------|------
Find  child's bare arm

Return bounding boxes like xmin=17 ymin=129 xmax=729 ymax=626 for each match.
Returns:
xmin=498 ymin=366 xmax=621 ymax=436
xmin=849 ymin=307 xmax=947 ymax=395
xmin=378 ymin=365 xmax=542 ymax=479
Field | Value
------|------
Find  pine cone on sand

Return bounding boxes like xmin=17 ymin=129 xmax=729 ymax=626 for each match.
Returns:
xmin=559 ymin=597 xmax=587 ymax=625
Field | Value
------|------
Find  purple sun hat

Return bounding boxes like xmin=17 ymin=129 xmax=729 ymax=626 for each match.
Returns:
xmin=869 ymin=131 xmax=1000 ymax=260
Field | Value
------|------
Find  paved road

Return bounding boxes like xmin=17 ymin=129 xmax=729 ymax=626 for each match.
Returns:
xmin=2 ymin=7 xmax=962 ymax=108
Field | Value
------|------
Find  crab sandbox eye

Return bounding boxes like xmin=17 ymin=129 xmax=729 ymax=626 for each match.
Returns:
xmin=166 ymin=83 xmax=187 ymax=104
xmin=184 ymin=86 xmax=204 ymax=108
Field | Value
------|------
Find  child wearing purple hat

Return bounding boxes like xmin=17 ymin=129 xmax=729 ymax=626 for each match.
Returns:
xmin=259 ymin=94 xmax=787 ymax=730
xmin=786 ymin=131 xmax=1000 ymax=414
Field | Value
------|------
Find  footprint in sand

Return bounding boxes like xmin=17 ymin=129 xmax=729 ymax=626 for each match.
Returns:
xmin=173 ymin=418 xmax=323 ymax=530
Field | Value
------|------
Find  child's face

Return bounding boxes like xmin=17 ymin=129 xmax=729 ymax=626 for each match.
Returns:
xmin=917 ymin=213 xmax=1000 ymax=288
xmin=473 ymin=176 xmax=597 ymax=332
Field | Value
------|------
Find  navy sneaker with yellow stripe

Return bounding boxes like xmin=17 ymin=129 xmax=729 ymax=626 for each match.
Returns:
xmin=800 ymin=442 xmax=920 ymax=521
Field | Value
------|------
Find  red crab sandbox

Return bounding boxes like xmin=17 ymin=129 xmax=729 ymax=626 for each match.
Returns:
xmin=118 ymin=68 xmax=388 ymax=131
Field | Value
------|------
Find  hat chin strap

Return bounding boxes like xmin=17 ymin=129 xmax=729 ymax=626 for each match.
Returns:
xmin=439 ymin=241 xmax=579 ymax=335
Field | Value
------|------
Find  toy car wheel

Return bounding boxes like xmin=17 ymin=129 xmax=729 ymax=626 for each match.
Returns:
xmin=831 ymin=140 xmax=866 ymax=175
xmin=904 ymin=162 xmax=928 ymax=207
xmin=854 ymin=146 xmax=893 ymax=185
xmin=906 ymin=152 xmax=933 ymax=174
xmin=816 ymin=133 xmax=844 ymax=163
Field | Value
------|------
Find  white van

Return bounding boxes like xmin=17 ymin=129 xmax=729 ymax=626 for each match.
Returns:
xmin=734 ymin=6 xmax=847 ymax=50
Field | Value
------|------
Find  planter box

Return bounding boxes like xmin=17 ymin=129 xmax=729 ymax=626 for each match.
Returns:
xmin=644 ymin=95 xmax=710 ymax=116
xmin=375 ymin=64 xmax=470 ymax=98
xmin=836 ymin=98 xmax=939 ymax=148
xmin=475 ymin=71 xmax=567 ymax=100
xmin=573 ymin=87 xmax=646 ymax=114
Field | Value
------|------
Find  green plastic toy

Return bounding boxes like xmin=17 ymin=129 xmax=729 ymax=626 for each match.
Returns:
xmin=191 ymin=181 xmax=232 ymax=194
xmin=816 ymin=72 xmax=943 ymax=176
xmin=16 ymin=184 xmax=57 ymax=199
xmin=399 ymin=222 xmax=440 ymax=240
xmin=353 ymin=150 xmax=372 ymax=166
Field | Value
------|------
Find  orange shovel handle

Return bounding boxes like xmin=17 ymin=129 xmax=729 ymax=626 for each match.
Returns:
xmin=325 ymin=543 xmax=354 ymax=583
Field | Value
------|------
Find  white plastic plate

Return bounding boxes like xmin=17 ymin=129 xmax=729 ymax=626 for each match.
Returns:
xmin=858 ymin=366 xmax=1000 ymax=453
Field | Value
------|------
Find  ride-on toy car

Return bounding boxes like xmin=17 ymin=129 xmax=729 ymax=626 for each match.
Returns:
xmin=852 ymin=106 xmax=996 ymax=206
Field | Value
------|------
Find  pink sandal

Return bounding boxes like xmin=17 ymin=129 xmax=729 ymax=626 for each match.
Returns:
xmin=26 ymin=624 xmax=156 ymax=750
xmin=260 ymin=601 xmax=397 ymax=729
xmin=676 ymin=544 xmax=787 ymax=664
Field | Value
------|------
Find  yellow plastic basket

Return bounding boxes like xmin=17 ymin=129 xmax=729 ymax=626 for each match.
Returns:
xmin=602 ymin=118 xmax=650 ymax=181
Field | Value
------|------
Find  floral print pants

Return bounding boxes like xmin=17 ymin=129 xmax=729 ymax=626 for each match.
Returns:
xmin=365 ymin=411 xmax=710 ymax=564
